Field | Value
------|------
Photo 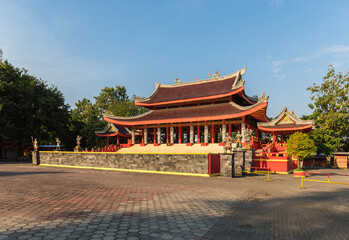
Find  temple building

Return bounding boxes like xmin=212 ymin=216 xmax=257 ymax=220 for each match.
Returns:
xmin=95 ymin=122 xmax=132 ymax=146
xmin=97 ymin=67 xmax=315 ymax=173
xmin=103 ymin=68 xmax=269 ymax=147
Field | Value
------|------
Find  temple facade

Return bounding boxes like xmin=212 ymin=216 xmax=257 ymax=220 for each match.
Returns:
xmin=103 ymin=68 xmax=269 ymax=147
xmin=97 ymin=68 xmax=315 ymax=173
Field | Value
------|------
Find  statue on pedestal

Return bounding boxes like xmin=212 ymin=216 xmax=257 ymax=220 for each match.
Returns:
xmin=56 ymin=138 xmax=61 ymax=151
xmin=236 ymin=131 xmax=242 ymax=149
xmin=75 ymin=135 xmax=82 ymax=151
xmin=33 ymin=138 xmax=38 ymax=151
xmin=223 ymin=134 xmax=233 ymax=153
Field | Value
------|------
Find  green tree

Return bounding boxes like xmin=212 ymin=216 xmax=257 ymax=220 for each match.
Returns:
xmin=286 ymin=132 xmax=317 ymax=169
xmin=94 ymin=86 xmax=147 ymax=117
xmin=0 ymin=60 xmax=71 ymax=156
xmin=307 ymin=66 xmax=349 ymax=154
xmin=70 ymin=98 xmax=105 ymax=149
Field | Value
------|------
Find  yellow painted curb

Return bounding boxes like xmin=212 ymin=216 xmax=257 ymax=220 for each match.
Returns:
xmin=39 ymin=164 xmax=211 ymax=177
xmin=40 ymin=151 xmax=209 ymax=155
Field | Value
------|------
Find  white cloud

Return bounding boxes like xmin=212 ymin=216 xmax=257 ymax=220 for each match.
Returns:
xmin=306 ymin=67 xmax=313 ymax=73
xmin=325 ymin=45 xmax=349 ymax=53
xmin=274 ymin=74 xmax=286 ymax=80
xmin=272 ymin=60 xmax=285 ymax=73
xmin=292 ymin=53 xmax=320 ymax=62
xmin=269 ymin=0 xmax=285 ymax=7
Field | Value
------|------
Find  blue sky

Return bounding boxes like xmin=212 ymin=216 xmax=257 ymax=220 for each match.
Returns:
xmin=1 ymin=0 xmax=349 ymax=117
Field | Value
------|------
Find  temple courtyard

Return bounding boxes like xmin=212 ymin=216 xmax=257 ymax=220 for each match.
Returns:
xmin=1 ymin=163 xmax=349 ymax=240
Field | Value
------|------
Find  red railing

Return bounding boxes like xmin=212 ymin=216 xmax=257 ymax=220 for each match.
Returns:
xmin=83 ymin=144 xmax=121 ymax=152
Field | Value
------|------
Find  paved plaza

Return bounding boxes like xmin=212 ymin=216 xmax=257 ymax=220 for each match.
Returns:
xmin=1 ymin=163 xmax=349 ymax=240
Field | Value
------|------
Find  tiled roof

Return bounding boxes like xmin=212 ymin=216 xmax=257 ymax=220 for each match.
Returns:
xmin=95 ymin=123 xmax=131 ymax=136
xmin=136 ymin=68 xmax=246 ymax=106
xmin=104 ymin=101 xmax=268 ymax=126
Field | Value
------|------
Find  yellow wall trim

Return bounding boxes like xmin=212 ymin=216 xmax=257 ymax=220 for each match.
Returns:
xmin=40 ymin=151 xmax=209 ymax=155
xmin=39 ymin=164 xmax=212 ymax=177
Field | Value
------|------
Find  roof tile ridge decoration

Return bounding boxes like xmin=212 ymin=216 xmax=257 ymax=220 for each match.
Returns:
xmin=95 ymin=122 xmax=116 ymax=134
xmin=105 ymin=110 xmax=154 ymax=120
xmin=135 ymin=67 xmax=247 ymax=103
xmin=258 ymin=107 xmax=314 ymax=127
xmin=229 ymin=99 xmax=266 ymax=111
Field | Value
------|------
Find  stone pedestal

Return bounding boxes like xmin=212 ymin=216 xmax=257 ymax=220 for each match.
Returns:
xmin=219 ymin=149 xmax=253 ymax=177
xmin=32 ymin=151 xmax=39 ymax=165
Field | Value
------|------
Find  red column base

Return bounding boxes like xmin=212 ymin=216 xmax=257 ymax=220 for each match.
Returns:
xmin=201 ymin=143 xmax=209 ymax=146
xmin=186 ymin=143 xmax=194 ymax=146
xmin=154 ymin=143 xmax=160 ymax=146
xmin=140 ymin=143 xmax=147 ymax=147
xmin=218 ymin=143 xmax=225 ymax=146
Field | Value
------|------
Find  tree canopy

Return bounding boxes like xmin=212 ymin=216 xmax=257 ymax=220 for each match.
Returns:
xmin=307 ymin=66 xmax=349 ymax=154
xmin=0 ymin=60 xmax=71 ymax=152
xmin=94 ymin=86 xmax=147 ymax=117
xmin=286 ymin=131 xmax=317 ymax=169
xmin=71 ymin=86 xmax=148 ymax=149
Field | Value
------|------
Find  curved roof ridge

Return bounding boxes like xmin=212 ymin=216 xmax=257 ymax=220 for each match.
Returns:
xmin=159 ymin=67 xmax=246 ymax=88
xmin=230 ymin=97 xmax=267 ymax=111
xmin=136 ymin=67 xmax=246 ymax=103
xmin=104 ymin=110 xmax=153 ymax=120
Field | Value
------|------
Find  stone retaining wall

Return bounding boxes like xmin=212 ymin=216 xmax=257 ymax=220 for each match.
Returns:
xmin=37 ymin=152 xmax=210 ymax=174
xmin=34 ymin=150 xmax=253 ymax=177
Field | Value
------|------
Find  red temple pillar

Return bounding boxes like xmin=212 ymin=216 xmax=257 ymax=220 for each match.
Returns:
xmin=117 ymin=135 xmax=120 ymax=145
xmin=166 ymin=127 xmax=169 ymax=144
xmin=197 ymin=125 xmax=201 ymax=143
xmin=228 ymin=123 xmax=232 ymax=136
xmin=211 ymin=123 xmax=215 ymax=143
xmin=154 ymin=127 xmax=157 ymax=144
xmin=272 ymin=133 xmax=276 ymax=143
xmin=142 ymin=129 xmax=144 ymax=144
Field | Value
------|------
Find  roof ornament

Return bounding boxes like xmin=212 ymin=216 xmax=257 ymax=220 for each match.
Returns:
xmin=208 ymin=70 xmax=220 ymax=79
xmin=258 ymin=92 xmax=269 ymax=102
xmin=174 ymin=78 xmax=184 ymax=84
xmin=195 ymin=77 xmax=198 ymax=82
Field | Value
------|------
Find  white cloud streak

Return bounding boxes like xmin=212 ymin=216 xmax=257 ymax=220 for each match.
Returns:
xmin=269 ymin=0 xmax=285 ymax=7
xmin=325 ymin=44 xmax=349 ymax=53
xmin=272 ymin=60 xmax=285 ymax=73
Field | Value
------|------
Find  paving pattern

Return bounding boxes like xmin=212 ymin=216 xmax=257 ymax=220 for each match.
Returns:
xmin=1 ymin=163 xmax=349 ymax=240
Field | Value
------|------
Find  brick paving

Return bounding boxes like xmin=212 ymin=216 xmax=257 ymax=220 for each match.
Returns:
xmin=1 ymin=163 xmax=349 ymax=240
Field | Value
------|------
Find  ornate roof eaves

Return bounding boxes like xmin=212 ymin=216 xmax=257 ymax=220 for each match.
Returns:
xmin=258 ymin=107 xmax=315 ymax=127
xmin=230 ymin=98 xmax=267 ymax=111
xmin=104 ymin=110 xmax=154 ymax=121
xmin=95 ymin=122 xmax=120 ymax=134
xmin=135 ymin=83 xmax=161 ymax=103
